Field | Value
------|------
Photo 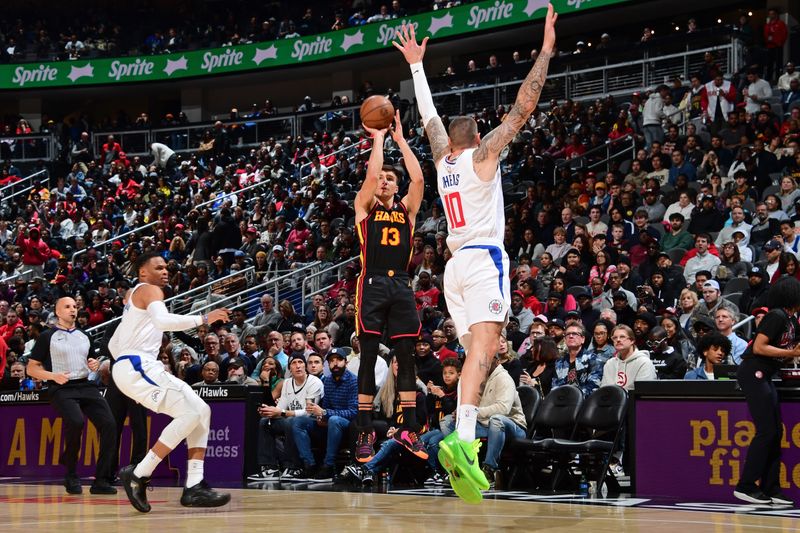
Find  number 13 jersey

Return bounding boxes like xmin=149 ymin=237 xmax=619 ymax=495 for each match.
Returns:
xmin=357 ymin=200 xmax=413 ymax=274
xmin=436 ymin=148 xmax=505 ymax=253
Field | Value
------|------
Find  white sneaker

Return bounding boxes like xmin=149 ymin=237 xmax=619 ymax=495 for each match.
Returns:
xmin=610 ymin=463 xmax=625 ymax=477
xmin=247 ymin=467 xmax=281 ymax=481
xmin=279 ymin=468 xmax=305 ymax=482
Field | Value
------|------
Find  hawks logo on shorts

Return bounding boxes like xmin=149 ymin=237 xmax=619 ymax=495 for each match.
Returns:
xmin=488 ymin=299 xmax=504 ymax=315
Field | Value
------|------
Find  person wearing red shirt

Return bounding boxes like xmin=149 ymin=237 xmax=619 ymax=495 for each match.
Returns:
xmin=564 ymin=133 xmax=586 ymax=159
xmin=16 ymin=225 xmax=51 ymax=280
xmin=432 ymin=329 xmax=458 ymax=362
xmin=763 ymin=8 xmax=788 ymax=82
xmin=414 ymin=271 xmax=441 ymax=310
xmin=0 ymin=309 xmax=24 ymax=342
xmin=100 ymin=134 xmax=122 ymax=173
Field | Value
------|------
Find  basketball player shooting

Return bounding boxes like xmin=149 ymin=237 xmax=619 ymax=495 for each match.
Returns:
xmin=108 ymin=252 xmax=232 ymax=512
xmin=353 ymin=111 xmax=426 ymax=463
xmin=393 ymin=4 xmax=558 ymax=503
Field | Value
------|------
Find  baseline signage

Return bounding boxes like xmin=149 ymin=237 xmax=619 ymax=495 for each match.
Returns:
xmin=0 ymin=387 xmax=246 ymax=484
xmin=636 ymin=399 xmax=800 ymax=502
xmin=1 ymin=0 xmax=631 ymax=90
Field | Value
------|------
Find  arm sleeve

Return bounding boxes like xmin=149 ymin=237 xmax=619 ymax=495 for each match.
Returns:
xmin=146 ymin=300 xmax=203 ymax=332
xmin=409 ymin=62 xmax=438 ymax=126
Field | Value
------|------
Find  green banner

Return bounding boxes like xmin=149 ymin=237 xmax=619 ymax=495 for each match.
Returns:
xmin=1 ymin=0 xmax=630 ymax=90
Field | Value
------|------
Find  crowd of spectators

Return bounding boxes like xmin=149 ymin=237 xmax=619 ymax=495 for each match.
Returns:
xmin=0 ymin=5 xmax=798 ymax=488
xmin=0 ymin=1 xmax=469 ymax=64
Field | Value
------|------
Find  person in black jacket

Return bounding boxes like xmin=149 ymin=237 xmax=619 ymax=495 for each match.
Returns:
xmin=414 ymin=333 xmax=443 ymax=387
xmin=560 ymin=248 xmax=589 ymax=287
xmin=647 ymin=326 xmax=687 ymax=379
xmin=740 ymin=266 xmax=770 ymax=314
xmin=688 ymin=194 xmax=724 ymax=234
xmin=734 ymin=277 xmax=800 ymax=505
xmin=210 ymin=207 xmax=241 ymax=266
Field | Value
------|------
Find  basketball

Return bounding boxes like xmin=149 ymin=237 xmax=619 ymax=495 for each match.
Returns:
xmin=360 ymin=95 xmax=395 ymax=130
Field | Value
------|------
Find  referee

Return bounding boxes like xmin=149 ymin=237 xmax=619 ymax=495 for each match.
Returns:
xmin=27 ymin=296 xmax=117 ymax=495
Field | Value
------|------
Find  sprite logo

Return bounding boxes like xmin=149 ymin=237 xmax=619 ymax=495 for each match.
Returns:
xmin=467 ymin=0 xmax=515 ymax=29
xmin=291 ymin=36 xmax=333 ymax=61
xmin=201 ymin=49 xmax=244 ymax=73
xmin=109 ymin=59 xmax=155 ymax=81
xmin=12 ymin=64 xmax=58 ymax=87
xmin=376 ymin=20 xmax=419 ymax=46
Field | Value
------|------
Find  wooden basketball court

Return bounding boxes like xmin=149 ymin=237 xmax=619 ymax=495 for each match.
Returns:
xmin=0 ymin=482 xmax=796 ymax=532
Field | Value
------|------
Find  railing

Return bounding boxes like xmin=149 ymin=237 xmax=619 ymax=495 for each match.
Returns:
xmin=552 ymin=134 xmax=637 ymax=184
xmin=91 ymin=104 xmax=367 ymax=158
xmin=299 ymin=259 xmax=351 ymax=316
xmin=0 ymin=169 xmax=46 ymax=197
xmin=0 ymin=134 xmax=55 ymax=162
xmin=70 ymin=177 xmax=276 ymax=264
xmin=429 ymin=40 xmax=743 ymax=117
xmin=1 ymin=269 xmax=33 ymax=284
xmin=84 ymin=265 xmax=256 ymax=344
xmin=2 ymin=185 xmax=34 ymax=203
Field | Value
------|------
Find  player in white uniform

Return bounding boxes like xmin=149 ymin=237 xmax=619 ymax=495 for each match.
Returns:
xmin=109 ymin=252 xmax=231 ymax=512
xmin=393 ymin=5 xmax=558 ymax=503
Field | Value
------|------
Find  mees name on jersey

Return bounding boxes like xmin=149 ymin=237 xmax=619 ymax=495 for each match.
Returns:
xmin=374 ymin=210 xmax=406 ymax=223
xmin=441 ymin=173 xmax=460 ymax=188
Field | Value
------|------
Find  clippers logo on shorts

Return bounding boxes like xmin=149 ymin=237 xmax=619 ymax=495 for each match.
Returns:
xmin=151 ymin=390 xmax=162 ymax=403
xmin=489 ymin=299 xmax=504 ymax=315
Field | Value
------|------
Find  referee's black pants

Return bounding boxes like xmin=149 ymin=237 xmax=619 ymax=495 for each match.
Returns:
xmin=105 ymin=375 xmax=148 ymax=475
xmin=50 ymin=382 xmax=117 ymax=482
xmin=736 ymin=359 xmax=782 ymax=496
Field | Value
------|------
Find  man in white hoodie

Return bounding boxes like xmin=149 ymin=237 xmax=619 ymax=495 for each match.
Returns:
xmin=601 ymin=324 xmax=658 ymax=391
xmin=642 ymin=85 xmax=669 ymax=149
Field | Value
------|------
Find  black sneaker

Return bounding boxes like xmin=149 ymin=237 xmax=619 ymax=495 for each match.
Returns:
xmin=119 ymin=465 xmax=151 ymax=513
xmin=180 ymin=480 xmax=231 ymax=508
xmin=361 ymin=468 xmax=374 ymax=487
xmin=733 ymin=488 xmax=772 ymax=504
xmin=89 ymin=481 xmax=118 ymax=495
xmin=314 ymin=465 xmax=334 ymax=482
xmin=768 ymin=492 xmax=794 ymax=506
xmin=341 ymin=464 xmax=363 ymax=484
xmin=481 ymin=465 xmax=498 ymax=490
xmin=64 ymin=473 xmax=82 ymax=495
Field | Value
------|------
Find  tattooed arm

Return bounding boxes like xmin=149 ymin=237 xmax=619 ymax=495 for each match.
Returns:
xmin=473 ymin=4 xmax=558 ymax=180
xmin=393 ymin=23 xmax=450 ymax=165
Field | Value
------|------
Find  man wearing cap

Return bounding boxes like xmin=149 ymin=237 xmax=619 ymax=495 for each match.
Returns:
xmin=266 ymin=245 xmax=290 ymax=279
xmin=755 ymin=239 xmax=783 ymax=282
xmin=600 ymin=271 xmax=637 ymax=310
xmin=291 ymin=347 xmax=357 ymax=481
xmin=224 ymin=358 xmax=259 ymax=385
xmin=545 ymin=291 xmax=568 ymax=322
xmin=249 ymin=353 xmax=324 ymax=482
xmin=588 ymin=184 xmax=611 ymax=214
xmin=641 ymin=189 xmax=666 ymax=223
xmin=240 ymin=226 xmax=263 ymax=260
xmin=741 ymin=268 xmax=770 ymax=315
xmin=691 ymin=280 xmax=739 ymax=329
xmin=510 ymin=291 xmax=534 ymax=335
xmin=684 ymin=234 xmax=721 ymax=285
xmin=715 ymin=207 xmax=752 ymax=249
xmin=689 ymin=195 xmax=724 ymax=235
xmin=573 ymin=287 xmax=600 ymax=329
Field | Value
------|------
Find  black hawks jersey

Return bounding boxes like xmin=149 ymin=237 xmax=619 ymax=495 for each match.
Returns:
xmin=357 ymin=200 xmax=413 ymax=275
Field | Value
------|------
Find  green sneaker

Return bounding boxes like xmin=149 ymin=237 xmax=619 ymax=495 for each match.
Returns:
xmin=437 ymin=431 xmax=489 ymax=504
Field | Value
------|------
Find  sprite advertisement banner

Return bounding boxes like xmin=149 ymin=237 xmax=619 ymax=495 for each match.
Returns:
xmin=1 ymin=0 xmax=631 ymax=90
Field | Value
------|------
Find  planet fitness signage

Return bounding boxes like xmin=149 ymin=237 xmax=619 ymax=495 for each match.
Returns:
xmin=1 ymin=0 xmax=631 ymax=90
xmin=636 ymin=400 xmax=800 ymax=502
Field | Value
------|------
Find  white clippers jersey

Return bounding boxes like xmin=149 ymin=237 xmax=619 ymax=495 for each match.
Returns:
xmin=436 ymin=148 xmax=505 ymax=252
xmin=108 ymin=283 xmax=164 ymax=361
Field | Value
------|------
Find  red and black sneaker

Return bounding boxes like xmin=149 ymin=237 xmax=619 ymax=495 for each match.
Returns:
xmin=393 ymin=429 xmax=429 ymax=460
xmin=355 ymin=430 xmax=376 ymax=463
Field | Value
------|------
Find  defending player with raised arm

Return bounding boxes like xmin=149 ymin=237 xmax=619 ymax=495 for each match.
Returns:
xmin=351 ymin=111 xmax=428 ymax=464
xmin=109 ymin=252 xmax=232 ymax=513
xmin=394 ymin=4 xmax=558 ymax=504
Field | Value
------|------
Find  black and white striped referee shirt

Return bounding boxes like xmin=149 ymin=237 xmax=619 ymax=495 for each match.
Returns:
xmin=29 ymin=326 xmax=95 ymax=385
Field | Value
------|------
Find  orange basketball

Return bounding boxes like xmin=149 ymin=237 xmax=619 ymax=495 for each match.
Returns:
xmin=360 ymin=95 xmax=395 ymax=130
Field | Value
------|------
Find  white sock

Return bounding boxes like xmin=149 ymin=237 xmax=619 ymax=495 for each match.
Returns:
xmin=133 ymin=450 xmax=162 ymax=478
xmin=455 ymin=404 xmax=479 ymax=442
xmin=186 ymin=459 xmax=204 ymax=488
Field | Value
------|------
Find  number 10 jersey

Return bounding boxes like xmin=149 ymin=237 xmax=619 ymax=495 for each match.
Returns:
xmin=436 ymin=148 xmax=505 ymax=253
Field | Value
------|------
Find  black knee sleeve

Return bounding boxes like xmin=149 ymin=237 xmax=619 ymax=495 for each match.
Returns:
xmin=394 ymin=338 xmax=417 ymax=392
xmin=357 ymin=334 xmax=380 ymax=396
